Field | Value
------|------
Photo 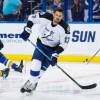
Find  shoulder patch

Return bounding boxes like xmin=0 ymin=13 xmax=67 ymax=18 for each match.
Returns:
xmin=39 ymin=12 xmax=53 ymax=21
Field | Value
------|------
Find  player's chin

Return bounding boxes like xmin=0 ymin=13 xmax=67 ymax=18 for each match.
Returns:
xmin=55 ymin=20 xmax=60 ymax=24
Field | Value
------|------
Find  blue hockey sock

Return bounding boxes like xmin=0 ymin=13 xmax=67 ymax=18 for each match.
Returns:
xmin=0 ymin=52 xmax=18 ymax=69
xmin=0 ymin=52 xmax=8 ymax=66
xmin=7 ymin=61 xmax=18 ymax=69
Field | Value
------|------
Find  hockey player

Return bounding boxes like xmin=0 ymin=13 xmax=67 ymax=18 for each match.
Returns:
xmin=0 ymin=40 xmax=24 ymax=78
xmin=20 ymin=7 xmax=70 ymax=93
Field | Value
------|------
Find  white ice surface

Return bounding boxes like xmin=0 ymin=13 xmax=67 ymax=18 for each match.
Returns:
xmin=0 ymin=62 xmax=100 ymax=100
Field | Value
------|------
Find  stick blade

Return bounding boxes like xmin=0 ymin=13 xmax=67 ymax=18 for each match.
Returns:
xmin=81 ymin=83 xmax=97 ymax=89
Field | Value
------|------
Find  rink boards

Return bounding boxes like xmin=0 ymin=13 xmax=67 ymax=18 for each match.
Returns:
xmin=0 ymin=23 xmax=100 ymax=62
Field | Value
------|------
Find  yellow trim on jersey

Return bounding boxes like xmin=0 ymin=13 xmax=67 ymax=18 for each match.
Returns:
xmin=4 ymin=54 xmax=100 ymax=63
xmin=8 ymin=61 xmax=14 ymax=68
xmin=0 ymin=70 xmax=2 ymax=77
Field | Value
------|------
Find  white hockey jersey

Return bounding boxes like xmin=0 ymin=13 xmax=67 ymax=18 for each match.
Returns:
xmin=28 ymin=12 xmax=70 ymax=51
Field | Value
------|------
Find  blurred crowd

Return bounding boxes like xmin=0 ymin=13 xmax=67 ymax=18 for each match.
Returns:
xmin=0 ymin=0 xmax=41 ymax=21
xmin=0 ymin=0 xmax=100 ymax=22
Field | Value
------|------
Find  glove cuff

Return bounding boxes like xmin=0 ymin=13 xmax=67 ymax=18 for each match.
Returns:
xmin=25 ymin=27 xmax=32 ymax=34
xmin=52 ymin=53 xmax=58 ymax=58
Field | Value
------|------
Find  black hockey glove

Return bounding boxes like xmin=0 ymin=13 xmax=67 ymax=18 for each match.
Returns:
xmin=51 ymin=53 xmax=58 ymax=66
xmin=20 ymin=27 xmax=32 ymax=41
xmin=0 ymin=40 xmax=4 ymax=50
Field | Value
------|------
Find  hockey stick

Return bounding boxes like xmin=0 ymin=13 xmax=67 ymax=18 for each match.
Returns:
xmin=56 ymin=64 xmax=96 ymax=89
xmin=28 ymin=39 xmax=97 ymax=89
xmin=83 ymin=49 xmax=100 ymax=64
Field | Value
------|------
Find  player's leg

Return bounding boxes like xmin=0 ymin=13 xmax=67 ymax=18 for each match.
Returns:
xmin=20 ymin=47 xmax=44 ymax=93
xmin=21 ymin=59 xmax=41 ymax=93
xmin=39 ymin=58 xmax=51 ymax=78
xmin=0 ymin=52 xmax=24 ymax=73
xmin=7 ymin=60 xmax=24 ymax=73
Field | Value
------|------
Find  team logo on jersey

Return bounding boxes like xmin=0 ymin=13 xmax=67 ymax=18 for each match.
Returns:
xmin=42 ymin=27 xmax=54 ymax=41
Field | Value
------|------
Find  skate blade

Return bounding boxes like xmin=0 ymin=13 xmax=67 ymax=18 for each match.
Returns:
xmin=24 ymin=91 xmax=34 ymax=96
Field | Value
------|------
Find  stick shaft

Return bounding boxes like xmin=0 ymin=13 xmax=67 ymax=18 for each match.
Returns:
xmin=87 ymin=49 xmax=100 ymax=64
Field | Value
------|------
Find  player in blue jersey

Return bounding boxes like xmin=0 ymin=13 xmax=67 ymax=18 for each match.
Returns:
xmin=20 ymin=8 xmax=70 ymax=93
xmin=0 ymin=40 xmax=24 ymax=78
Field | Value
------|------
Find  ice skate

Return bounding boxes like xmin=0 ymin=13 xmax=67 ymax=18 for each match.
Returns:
xmin=14 ymin=60 xmax=24 ymax=73
xmin=2 ymin=68 xmax=10 ymax=78
xmin=20 ymin=80 xmax=38 ymax=93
